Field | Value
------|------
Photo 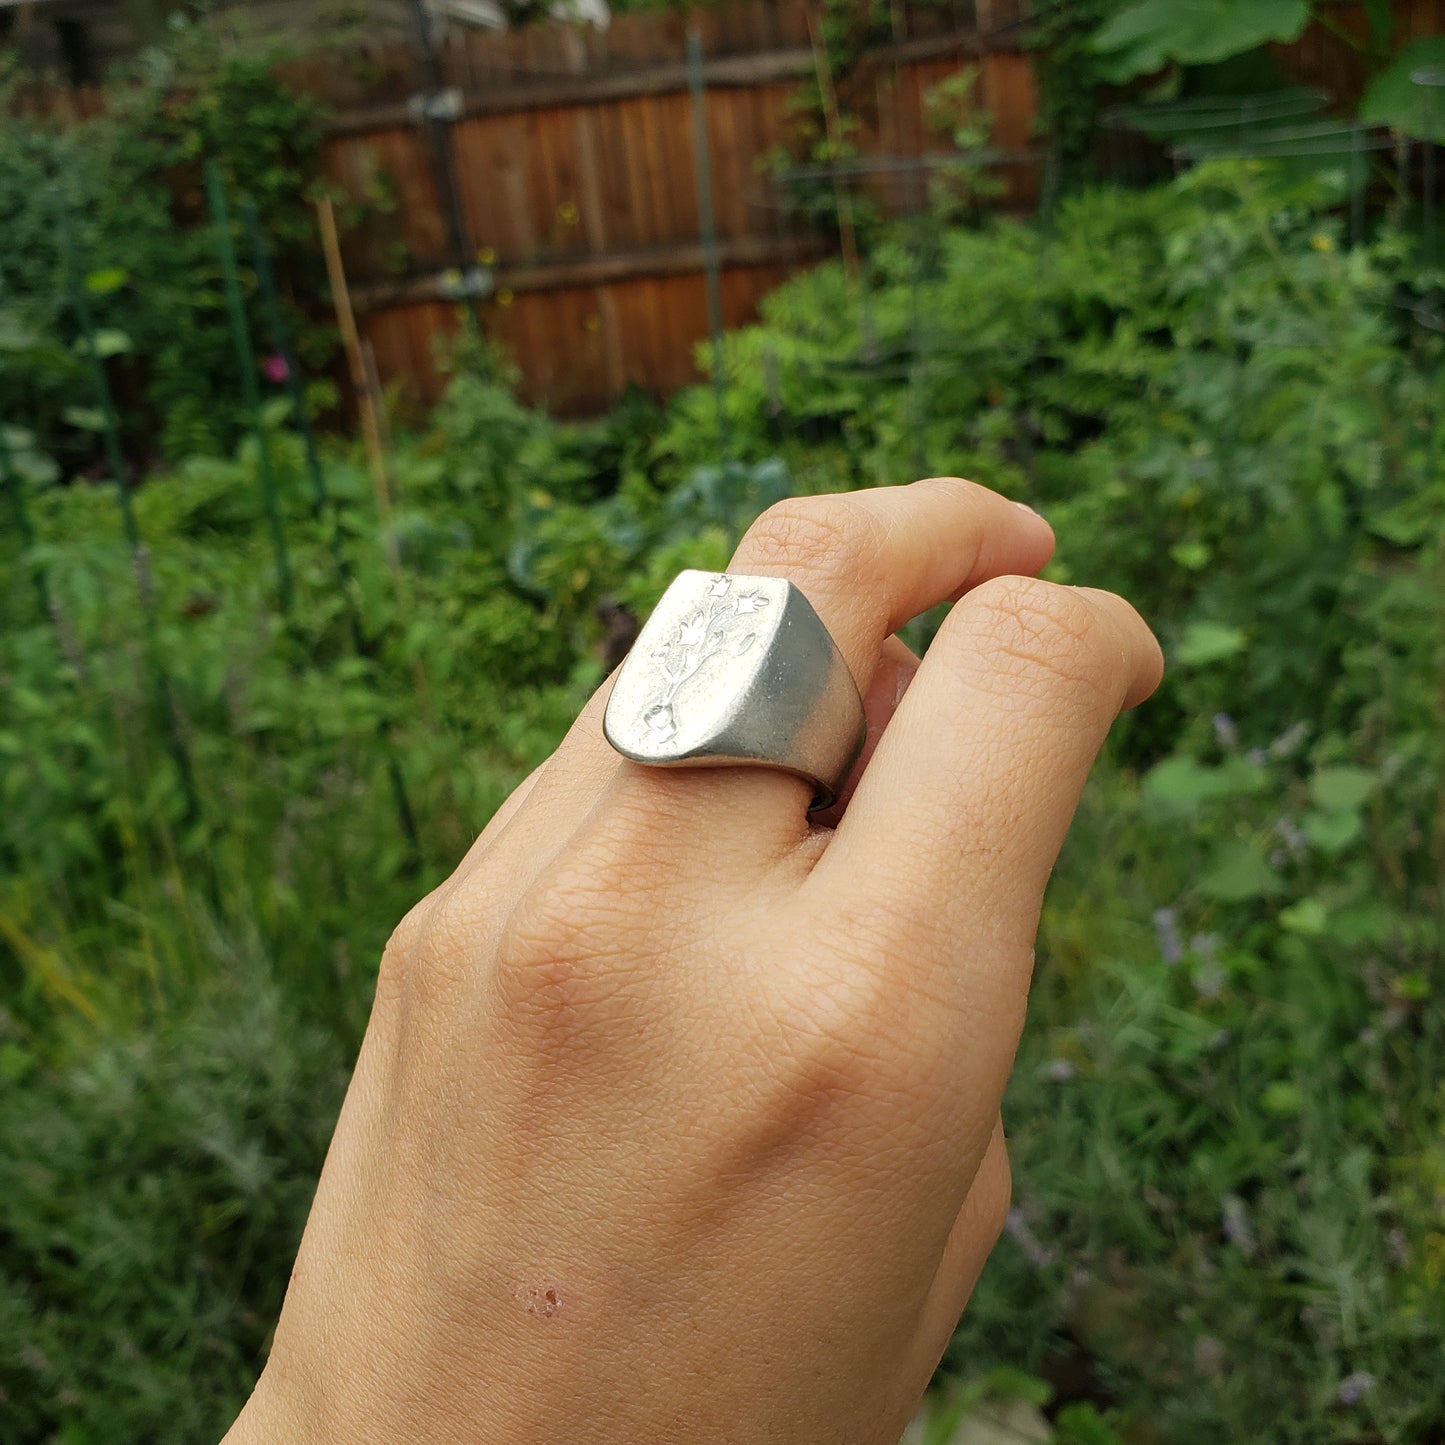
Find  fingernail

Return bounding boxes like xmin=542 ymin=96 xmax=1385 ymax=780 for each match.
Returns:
xmin=1015 ymin=500 xmax=1045 ymax=520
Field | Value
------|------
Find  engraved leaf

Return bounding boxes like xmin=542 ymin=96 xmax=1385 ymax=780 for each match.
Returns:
xmin=735 ymin=591 xmax=770 ymax=614
xmin=731 ymin=632 xmax=756 ymax=656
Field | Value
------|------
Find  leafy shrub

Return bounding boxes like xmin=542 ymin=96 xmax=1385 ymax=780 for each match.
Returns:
xmin=2 ymin=161 xmax=1443 ymax=1442
xmin=0 ymin=29 xmax=328 ymax=468
xmin=0 ymin=962 xmax=344 ymax=1444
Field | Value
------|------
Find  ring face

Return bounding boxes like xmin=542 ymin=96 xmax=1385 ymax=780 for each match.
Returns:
xmin=603 ymin=570 xmax=866 ymax=809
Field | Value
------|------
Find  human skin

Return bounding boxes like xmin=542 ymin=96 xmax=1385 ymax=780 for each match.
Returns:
xmin=223 ymin=478 xmax=1163 ymax=1445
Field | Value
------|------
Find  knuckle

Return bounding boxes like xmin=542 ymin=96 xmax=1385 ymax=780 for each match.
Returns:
xmin=758 ymin=944 xmax=950 ymax=1127
xmin=376 ymin=880 xmax=501 ymax=1015
xmin=961 ymin=574 xmax=1117 ymax=705
xmin=374 ymin=890 xmax=438 ymax=1012
xmin=493 ymin=866 xmax=644 ymax=1053
xmin=741 ymin=494 xmax=887 ymax=587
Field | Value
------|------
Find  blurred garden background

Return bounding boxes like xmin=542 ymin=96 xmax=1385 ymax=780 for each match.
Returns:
xmin=2 ymin=0 xmax=1444 ymax=1441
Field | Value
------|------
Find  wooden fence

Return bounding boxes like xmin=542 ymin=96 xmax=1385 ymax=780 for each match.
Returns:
xmin=295 ymin=0 xmax=1038 ymax=413
xmin=13 ymin=0 xmax=1443 ymax=416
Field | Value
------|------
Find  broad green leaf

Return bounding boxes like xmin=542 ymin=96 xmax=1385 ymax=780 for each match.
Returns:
xmin=1309 ymin=766 xmax=1375 ymax=812
xmin=11 ymin=448 xmax=60 ymax=486
xmin=1144 ymin=755 xmax=1267 ymax=811
xmin=1055 ymin=1402 xmax=1125 ymax=1445
xmin=84 ymin=266 xmax=129 ymax=296
xmin=1368 ymin=499 xmax=1431 ymax=546
xmin=0 ymin=315 xmax=40 ymax=353
xmin=1174 ymin=620 xmax=1246 ymax=667
xmin=1279 ymin=897 xmax=1329 ymax=936
xmin=1199 ymin=839 xmax=1283 ymax=902
xmin=979 ymin=1366 xmax=1053 ymax=1408
xmin=1301 ymin=807 xmax=1362 ymax=853
xmin=1169 ymin=539 xmax=1211 ymax=571
xmin=1360 ymin=38 xmax=1445 ymax=141
xmin=74 ymin=328 xmax=133 ymax=359
xmin=63 ymin=406 xmax=106 ymax=433
xmin=1393 ymin=970 xmax=1430 ymax=1002
xmin=1261 ymin=1080 xmax=1304 ymax=1116
xmin=1091 ymin=0 xmax=1310 ymax=84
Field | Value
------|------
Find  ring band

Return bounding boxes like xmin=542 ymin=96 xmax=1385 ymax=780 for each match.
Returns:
xmin=603 ymin=570 xmax=866 ymax=810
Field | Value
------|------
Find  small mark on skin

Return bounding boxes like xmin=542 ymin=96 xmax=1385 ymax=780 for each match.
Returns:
xmin=517 ymin=1283 xmax=563 ymax=1319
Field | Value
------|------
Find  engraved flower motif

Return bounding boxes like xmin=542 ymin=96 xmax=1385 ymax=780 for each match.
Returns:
xmin=706 ymin=575 xmax=731 ymax=597
xmin=677 ymin=614 xmax=708 ymax=648
xmin=735 ymin=590 xmax=770 ymax=615
xmin=643 ymin=703 xmax=677 ymax=740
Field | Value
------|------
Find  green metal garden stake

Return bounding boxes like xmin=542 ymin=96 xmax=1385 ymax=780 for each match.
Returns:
xmin=205 ymin=159 xmax=295 ymax=621
xmin=53 ymin=183 xmax=200 ymax=823
xmin=239 ymin=199 xmax=331 ymax=518
xmin=0 ymin=424 xmax=50 ymax=618
xmin=686 ymin=27 xmax=730 ymax=458
xmin=53 ymin=191 xmax=140 ymax=558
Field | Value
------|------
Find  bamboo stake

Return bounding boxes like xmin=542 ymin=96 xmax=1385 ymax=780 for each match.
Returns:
xmin=245 ymin=200 xmax=420 ymax=860
xmin=316 ymin=196 xmax=403 ymax=587
xmin=316 ymin=194 xmax=442 ymax=824
xmin=360 ymin=338 xmax=396 ymax=459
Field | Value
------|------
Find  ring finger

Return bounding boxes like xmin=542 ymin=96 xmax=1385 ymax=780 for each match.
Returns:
xmin=546 ymin=480 xmax=1056 ymax=867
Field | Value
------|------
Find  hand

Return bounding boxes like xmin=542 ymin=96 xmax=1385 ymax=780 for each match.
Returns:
xmin=225 ymin=479 xmax=1162 ymax=1445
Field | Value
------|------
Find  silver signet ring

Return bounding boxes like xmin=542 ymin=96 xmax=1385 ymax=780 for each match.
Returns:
xmin=603 ymin=570 xmax=866 ymax=810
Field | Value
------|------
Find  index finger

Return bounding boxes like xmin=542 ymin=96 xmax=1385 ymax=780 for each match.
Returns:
xmin=810 ymin=576 xmax=1162 ymax=1077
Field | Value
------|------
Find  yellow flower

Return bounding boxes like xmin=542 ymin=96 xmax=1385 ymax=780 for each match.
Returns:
xmin=497 ymin=288 xmax=514 ymax=308
xmin=477 ymin=246 xmax=496 ymax=265
xmin=558 ymin=201 xmax=579 ymax=225
xmin=1311 ymin=233 xmax=1336 ymax=253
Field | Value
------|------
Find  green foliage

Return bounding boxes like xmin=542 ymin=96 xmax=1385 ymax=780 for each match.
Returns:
xmin=1090 ymin=0 xmax=1311 ymax=85
xmin=0 ymin=22 xmax=330 ymax=468
xmin=3 ymin=164 xmax=1444 ymax=1442
xmin=921 ymin=68 xmax=1005 ymax=225
xmin=0 ymin=966 xmax=344 ymax=1444
xmin=1028 ymin=0 xmax=1121 ymax=194
xmin=1360 ymin=37 xmax=1445 ymax=142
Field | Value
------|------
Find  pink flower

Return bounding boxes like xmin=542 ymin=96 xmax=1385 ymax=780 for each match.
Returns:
xmin=261 ymin=353 xmax=289 ymax=384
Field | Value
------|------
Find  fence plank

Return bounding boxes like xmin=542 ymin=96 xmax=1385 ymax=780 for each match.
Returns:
xmin=326 ymin=9 xmax=1043 ymax=413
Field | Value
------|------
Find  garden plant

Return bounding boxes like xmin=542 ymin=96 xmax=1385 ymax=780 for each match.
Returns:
xmin=1 ymin=19 xmax=1443 ymax=1443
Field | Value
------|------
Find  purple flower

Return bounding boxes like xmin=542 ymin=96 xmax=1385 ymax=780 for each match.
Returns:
xmin=1212 ymin=713 xmax=1239 ymax=750
xmin=1221 ymin=1195 xmax=1257 ymax=1256
xmin=1193 ymin=963 xmax=1226 ymax=1001
xmin=1154 ymin=907 xmax=1184 ymax=965
xmin=1043 ymin=1058 xmax=1076 ymax=1084
xmin=261 ymin=353 xmax=289 ymax=384
xmin=1190 ymin=933 xmax=1221 ymax=962
xmin=1269 ymin=721 xmax=1309 ymax=760
xmin=1336 ymin=1372 xmax=1376 ymax=1406
xmin=1004 ymin=1208 xmax=1056 ymax=1268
